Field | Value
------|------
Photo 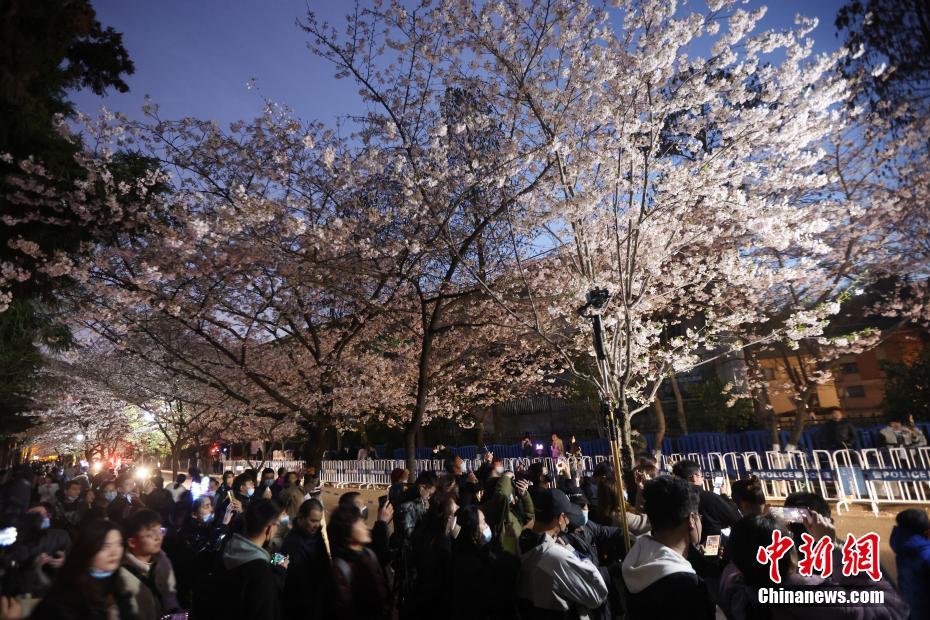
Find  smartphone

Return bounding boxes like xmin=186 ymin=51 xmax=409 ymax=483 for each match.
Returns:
xmin=378 ymin=495 xmax=388 ymax=509
xmin=227 ymin=490 xmax=235 ymax=502
xmin=769 ymin=506 xmax=811 ymax=523
xmin=703 ymin=534 xmax=721 ymax=556
xmin=0 ymin=527 xmax=17 ymax=546
xmin=271 ymin=553 xmax=287 ymax=566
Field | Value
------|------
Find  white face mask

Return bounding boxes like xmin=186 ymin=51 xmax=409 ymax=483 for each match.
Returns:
xmin=494 ymin=466 xmax=504 ymax=475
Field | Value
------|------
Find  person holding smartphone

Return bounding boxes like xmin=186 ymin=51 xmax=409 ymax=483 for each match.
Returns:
xmin=213 ymin=498 xmax=287 ymax=620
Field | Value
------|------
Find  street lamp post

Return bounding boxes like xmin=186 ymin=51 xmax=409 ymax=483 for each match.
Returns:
xmin=578 ymin=288 xmax=632 ymax=550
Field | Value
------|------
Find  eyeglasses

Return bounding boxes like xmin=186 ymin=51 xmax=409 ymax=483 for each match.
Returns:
xmin=138 ymin=527 xmax=167 ymax=541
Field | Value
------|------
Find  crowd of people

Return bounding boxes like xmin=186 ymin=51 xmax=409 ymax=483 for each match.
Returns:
xmin=0 ymin=451 xmax=926 ymax=620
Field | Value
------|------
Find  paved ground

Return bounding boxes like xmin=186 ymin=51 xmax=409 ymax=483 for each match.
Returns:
xmin=317 ymin=485 xmax=909 ymax=580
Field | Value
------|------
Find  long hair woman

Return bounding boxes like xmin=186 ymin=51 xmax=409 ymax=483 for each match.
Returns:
xmin=328 ymin=505 xmax=389 ymax=620
xmin=32 ymin=519 xmax=136 ymax=620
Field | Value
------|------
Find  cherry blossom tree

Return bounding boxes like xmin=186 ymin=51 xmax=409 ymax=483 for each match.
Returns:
xmin=27 ymin=358 xmax=143 ymax=462
xmin=304 ymin=0 xmax=864 ymax=470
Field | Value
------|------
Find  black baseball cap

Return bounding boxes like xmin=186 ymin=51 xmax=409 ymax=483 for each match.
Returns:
xmin=535 ymin=488 xmax=583 ymax=523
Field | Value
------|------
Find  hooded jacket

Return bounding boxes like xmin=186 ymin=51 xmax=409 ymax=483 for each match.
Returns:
xmin=890 ymin=525 xmax=930 ymax=620
xmin=621 ymin=535 xmax=715 ymax=620
xmin=517 ymin=530 xmax=608 ymax=619
xmin=216 ymin=533 xmax=284 ymax=620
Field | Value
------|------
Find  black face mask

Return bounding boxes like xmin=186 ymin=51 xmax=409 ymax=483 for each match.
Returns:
xmin=567 ymin=509 xmax=586 ymax=532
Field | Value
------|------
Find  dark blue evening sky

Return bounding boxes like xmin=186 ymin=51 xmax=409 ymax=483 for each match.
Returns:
xmin=72 ymin=0 xmax=849 ymax=127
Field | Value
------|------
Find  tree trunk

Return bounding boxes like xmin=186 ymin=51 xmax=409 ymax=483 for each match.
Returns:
xmin=406 ymin=320 xmax=438 ymax=472
xmin=617 ymin=401 xmax=635 ymax=473
xmin=404 ymin=430 xmax=418 ymax=472
xmin=170 ymin=446 xmax=180 ymax=479
xmin=669 ymin=371 xmax=688 ymax=435
xmin=789 ymin=387 xmax=816 ymax=447
xmin=307 ymin=426 xmax=330 ymax=468
xmin=770 ymin=409 xmax=781 ymax=450
xmin=652 ymin=396 xmax=666 ymax=457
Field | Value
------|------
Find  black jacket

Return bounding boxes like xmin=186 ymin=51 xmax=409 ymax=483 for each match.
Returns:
xmin=561 ymin=521 xmax=628 ymax=620
xmin=697 ymin=489 xmax=740 ymax=540
xmin=406 ymin=510 xmax=454 ymax=616
xmin=818 ymin=419 xmax=857 ymax=450
xmin=165 ymin=517 xmax=225 ymax=610
xmin=450 ymin=536 xmax=520 ymax=620
xmin=626 ymin=571 xmax=715 ymax=620
xmin=281 ymin=526 xmax=330 ymax=620
xmin=564 ymin=520 xmax=627 ymax=561
xmin=106 ymin=495 xmax=135 ymax=524
xmin=214 ymin=534 xmax=285 ymax=620
xmin=329 ymin=546 xmax=390 ymax=620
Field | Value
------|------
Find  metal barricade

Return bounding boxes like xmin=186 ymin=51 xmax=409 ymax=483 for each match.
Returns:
xmin=316 ymin=449 xmax=930 ymax=513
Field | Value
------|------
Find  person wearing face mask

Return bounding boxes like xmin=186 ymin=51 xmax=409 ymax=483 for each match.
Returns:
xmin=216 ymin=473 xmax=256 ymax=530
xmin=87 ymin=481 xmax=119 ymax=521
xmin=517 ymin=488 xmax=608 ymax=618
xmin=168 ymin=496 xmax=224 ymax=610
xmin=106 ymin=477 xmax=138 ymax=526
xmin=621 ymin=476 xmax=715 ymax=620
xmin=32 ymin=519 xmax=136 ymax=620
xmin=51 ymin=480 xmax=90 ymax=535
xmin=449 ymin=505 xmax=520 ymax=620
xmin=259 ymin=468 xmax=278 ymax=499
xmin=36 ymin=475 xmax=59 ymax=505
xmin=214 ymin=498 xmax=288 ymax=620
xmin=559 ymin=494 xmax=629 ymax=620
xmin=5 ymin=505 xmax=70 ymax=601
xmin=281 ymin=499 xmax=329 ymax=620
